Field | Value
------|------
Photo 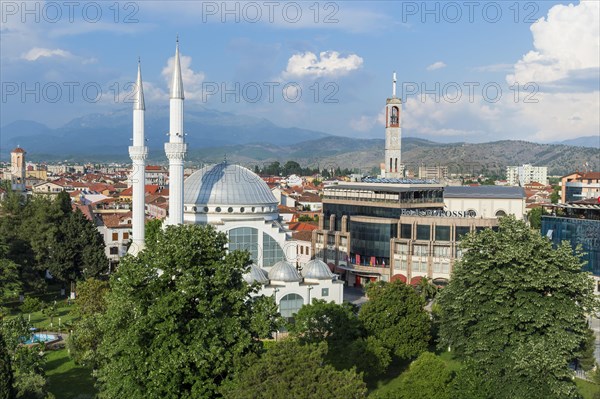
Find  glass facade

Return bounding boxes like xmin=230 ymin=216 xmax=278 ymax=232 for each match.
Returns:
xmin=263 ymin=233 xmax=285 ymax=267
xmin=400 ymin=224 xmax=412 ymax=239
xmin=229 ymin=227 xmax=259 ymax=261
xmin=542 ymin=216 xmax=600 ymax=276
xmin=350 ymin=220 xmax=396 ymax=263
xmin=323 ymin=203 xmax=444 ymax=230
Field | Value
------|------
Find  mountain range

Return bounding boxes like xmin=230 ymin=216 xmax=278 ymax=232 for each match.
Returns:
xmin=1 ymin=107 xmax=598 ymax=176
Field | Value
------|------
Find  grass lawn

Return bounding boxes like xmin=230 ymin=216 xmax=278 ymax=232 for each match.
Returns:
xmin=576 ymin=378 xmax=600 ymax=399
xmin=6 ymin=299 xmax=80 ymax=332
xmin=44 ymin=348 xmax=97 ymax=399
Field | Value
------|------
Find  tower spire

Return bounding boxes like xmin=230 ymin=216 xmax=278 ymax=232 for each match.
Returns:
xmin=134 ymin=58 xmax=145 ymax=111
xmin=392 ymin=71 xmax=397 ymax=98
xmin=171 ymin=38 xmax=184 ymax=99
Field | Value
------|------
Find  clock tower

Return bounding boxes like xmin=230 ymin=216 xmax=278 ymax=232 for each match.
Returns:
xmin=384 ymin=72 xmax=403 ymax=178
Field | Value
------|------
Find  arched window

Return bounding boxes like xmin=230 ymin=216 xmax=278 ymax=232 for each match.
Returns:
xmin=390 ymin=106 xmax=399 ymax=126
xmin=395 ymin=158 xmax=398 ymax=172
xmin=263 ymin=233 xmax=285 ymax=267
xmin=279 ymin=293 xmax=304 ymax=321
xmin=389 ymin=158 xmax=393 ymax=172
xmin=229 ymin=227 xmax=259 ymax=261
xmin=495 ymin=210 xmax=507 ymax=217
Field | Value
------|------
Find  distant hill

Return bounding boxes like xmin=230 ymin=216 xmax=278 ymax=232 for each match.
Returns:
xmin=553 ymin=136 xmax=599 ymax=149
xmin=184 ymin=137 xmax=598 ymax=176
xmin=0 ymin=106 xmax=330 ymax=158
xmin=2 ymin=110 xmax=598 ymax=176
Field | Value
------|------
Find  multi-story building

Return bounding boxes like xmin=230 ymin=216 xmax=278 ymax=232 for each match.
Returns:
xmin=541 ymin=199 xmax=600 ymax=291
xmin=418 ymin=165 xmax=448 ymax=180
xmin=560 ymin=171 xmax=600 ymax=203
xmin=506 ymin=164 xmax=548 ymax=186
xmin=312 ymin=180 xmax=526 ymax=287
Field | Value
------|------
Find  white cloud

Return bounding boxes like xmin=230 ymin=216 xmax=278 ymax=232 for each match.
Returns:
xmin=350 ymin=109 xmax=386 ymax=133
xmin=21 ymin=47 xmax=72 ymax=61
xmin=507 ymin=1 xmax=599 ymax=85
xmin=161 ymin=55 xmax=206 ymax=100
xmin=426 ymin=61 xmax=446 ymax=71
xmin=282 ymin=51 xmax=363 ymax=79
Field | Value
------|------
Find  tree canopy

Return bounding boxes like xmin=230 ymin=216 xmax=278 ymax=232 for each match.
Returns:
xmin=437 ymin=216 xmax=598 ymax=399
xmin=95 ymin=224 xmax=279 ymax=398
xmin=221 ymin=339 xmax=367 ymax=399
xmin=359 ymin=280 xmax=431 ymax=361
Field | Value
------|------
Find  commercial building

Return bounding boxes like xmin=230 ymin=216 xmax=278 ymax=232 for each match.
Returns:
xmin=541 ymin=199 xmax=600 ymax=291
xmin=312 ymin=181 xmax=521 ymax=287
xmin=560 ymin=171 xmax=600 ymax=203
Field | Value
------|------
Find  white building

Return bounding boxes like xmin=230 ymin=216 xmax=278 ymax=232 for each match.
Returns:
xmin=444 ymin=186 xmax=526 ymax=219
xmin=507 ymin=164 xmax=548 ymax=186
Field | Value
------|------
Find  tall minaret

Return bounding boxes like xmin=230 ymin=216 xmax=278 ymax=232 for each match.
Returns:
xmin=165 ymin=38 xmax=187 ymax=226
xmin=128 ymin=59 xmax=148 ymax=255
xmin=384 ymin=72 xmax=402 ymax=178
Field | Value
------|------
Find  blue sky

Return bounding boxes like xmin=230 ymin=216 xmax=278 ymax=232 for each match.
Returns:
xmin=1 ymin=1 xmax=598 ymax=143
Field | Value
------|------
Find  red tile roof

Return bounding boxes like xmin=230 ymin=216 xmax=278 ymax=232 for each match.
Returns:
xmin=288 ymin=222 xmax=318 ymax=232
xmin=12 ymin=147 xmax=25 ymax=153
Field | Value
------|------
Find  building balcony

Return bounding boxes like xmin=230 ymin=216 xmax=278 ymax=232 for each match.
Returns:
xmin=344 ymin=262 xmax=390 ymax=275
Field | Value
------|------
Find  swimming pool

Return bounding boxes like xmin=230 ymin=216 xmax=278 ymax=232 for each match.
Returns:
xmin=23 ymin=333 xmax=58 ymax=345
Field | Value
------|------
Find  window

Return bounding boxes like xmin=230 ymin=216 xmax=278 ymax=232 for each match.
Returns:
xmin=123 ymin=232 xmax=129 ymax=240
xmin=263 ymin=233 xmax=285 ymax=267
xmin=215 ymin=207 xmax=221 ymax=212
xmin=495 ymin=210 xmax=507 ymax=217
xmin=279 ymin=293 xmax=304 ymax=321
xmin=321 ymin=288 xmax=329 ymax=297
xmin=435 ymin=225 xmax=450 ymax=241
xmin=300 ymin=246 xmax=304 ymax=255
xmin=229 ymin=227 xmax=259 ymax=262
xmin=414 ymin=245 xmax=428 ymax=257
xmin=112 ymin=232 xmax=118 ymax=241
xmin=109 ymin=247 xmax=118 ymax=255
xmin=400 ymin=224 xmax=412 ymax=239
xmin=416 ymin=225 xmax=431 ymax=241
xmin=228 ymin=207 xmax=234 ymax=213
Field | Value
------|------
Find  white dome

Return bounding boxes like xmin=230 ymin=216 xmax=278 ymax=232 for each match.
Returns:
xmin=302 ymin=259 xmax=334 ymax=280
xmin=268 ymin=260 xmax=302 ymax=282
xmin=243 ymin=264 xmax=269 ymax=285
xmin=184 ymin=163 xmax=277 ymax=209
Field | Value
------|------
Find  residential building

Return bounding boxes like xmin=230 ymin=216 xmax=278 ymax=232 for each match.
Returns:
xmin=506 ymin=164 xmax=548 ymax=186
xmin=560 ymin=171 xmax=600 ymax=203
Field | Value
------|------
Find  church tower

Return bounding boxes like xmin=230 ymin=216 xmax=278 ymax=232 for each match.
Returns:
xmin=10 ymin=147 xmax=26 ymax=192
xmin=165 ymin=37 xmax=187 ymax=226
xmin=128 ymin=59 xmax=148 ymax=256
xmin=384 ymin=72 xmax=403 ymax=178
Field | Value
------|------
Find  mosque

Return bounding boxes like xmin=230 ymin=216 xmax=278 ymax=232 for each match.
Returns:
xmin=127 ymin=40 xmax=343 ymax=319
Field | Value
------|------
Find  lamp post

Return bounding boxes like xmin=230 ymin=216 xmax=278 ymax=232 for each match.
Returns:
xmin=307 ymin=286 xmax=314 ymax=305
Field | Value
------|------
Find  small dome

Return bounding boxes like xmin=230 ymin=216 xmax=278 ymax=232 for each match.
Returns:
xmin=268 ymin=260 xmax=302 ymax=282
xmin=302 ymin=259 xmax=334 ymax=280
xmin=243 ymin=264 xmax=269 ymax=285
xmin=184 ymin=163 xmax=277 ymax=207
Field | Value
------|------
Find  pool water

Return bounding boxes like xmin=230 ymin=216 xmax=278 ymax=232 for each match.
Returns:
xmin=23 ymin=333 xmax=58 ymax=344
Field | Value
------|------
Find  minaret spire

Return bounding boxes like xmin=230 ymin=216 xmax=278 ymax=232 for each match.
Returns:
xmin=165 ymin=37 xmax=187 ymax=226
xmin=134 ymin=58 xmax=145 ymax=111
xmin=128 ymin=58 xmax=148 ymax=255
xmin=171 ymin=37 xmax=184 ymax=100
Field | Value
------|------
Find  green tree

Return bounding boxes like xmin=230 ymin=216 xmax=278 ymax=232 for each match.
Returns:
xmin=578 ymin=328 xmax=596 ymax=371
xmin=437 ymin=216 xmax=597 ymax=399
xmin=144 ymin=218 xmax=163 ymax=251
xmin=528 ymin=206 xmax=543 ymax=229
xmin=414 ymin=276 xmax=438 ymax=301
xmin=221 ymin=339 xmax=367 ymax=399
xmin=74 ymin=278 xmax=109 ymax=316
xmin=373 ymin=352 xmax=452 ymax=399
xmin=47 ymin=209 xmax=108 ymax=282
xmin=0 ymin=258 xmax=22 ymax=305
xmin=96 ymin=225 xmax=279 ymax=398
xmin=0 ymin=331 xmax=14 ymax=399
xmin=551 ymin=186 xmax=560 ymax=203
xmin=359 ymin=280 xmax=430 ymax=361
xmin=290 ymin=299 xmax=362 ymax=345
